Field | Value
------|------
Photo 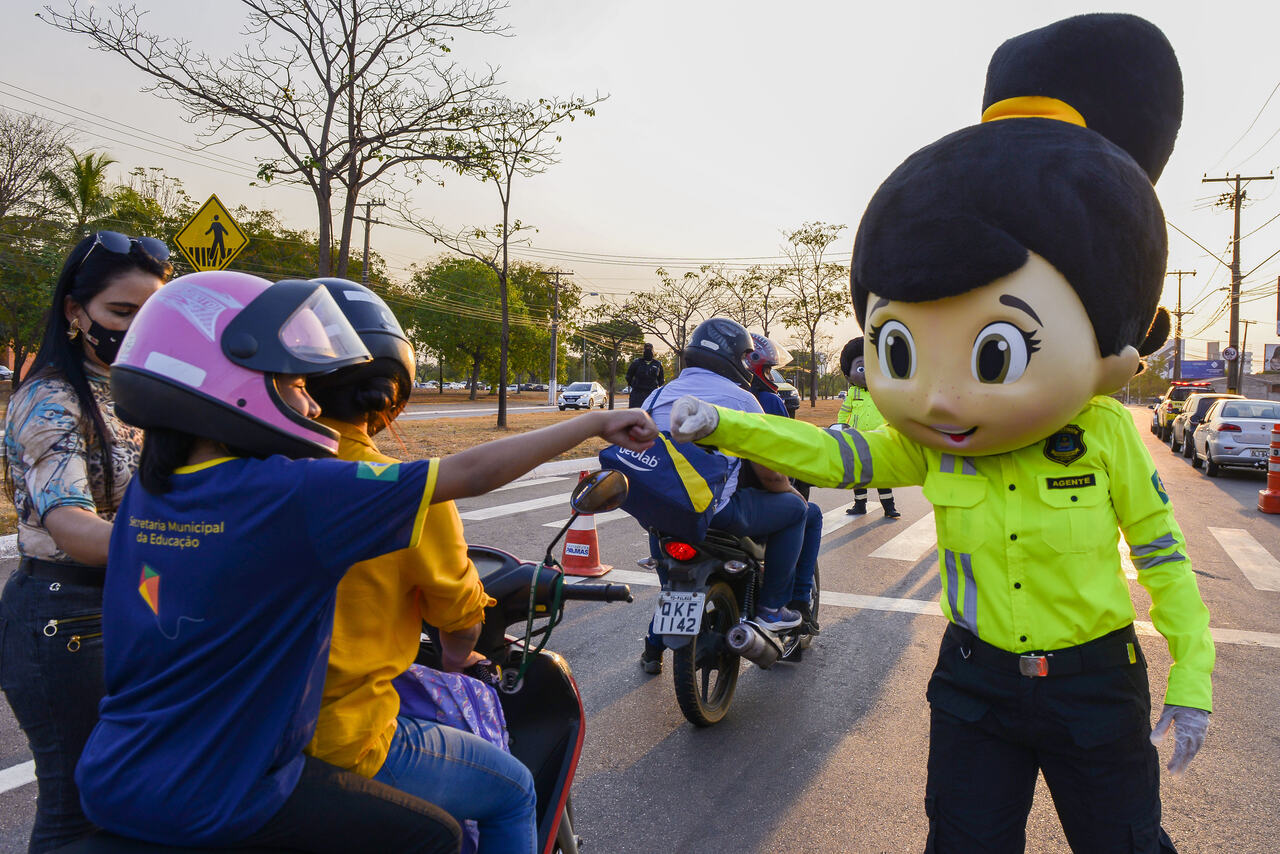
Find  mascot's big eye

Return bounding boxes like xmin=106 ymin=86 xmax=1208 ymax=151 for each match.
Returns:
xmin=971 ymin=322 xmax=1038 ymax=384
xmin=872 ymin=320 xmax=916 ymax=380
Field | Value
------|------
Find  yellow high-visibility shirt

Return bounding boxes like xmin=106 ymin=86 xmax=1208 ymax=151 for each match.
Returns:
xmin=838 ymin=387 xmax=886 ymax=431
xmin=705 ymin=395 xmax=1214 ymax=711
xmin=307 ymin=418 xmax=495 ymax=777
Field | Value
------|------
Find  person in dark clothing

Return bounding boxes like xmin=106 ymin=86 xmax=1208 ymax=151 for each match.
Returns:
xmin=626 ymin=343 xmax=664 ymax=409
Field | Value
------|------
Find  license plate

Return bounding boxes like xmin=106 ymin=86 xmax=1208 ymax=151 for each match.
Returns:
xmin=653 ymin=591 xmax=705 ymax=636
xmin=1251 ymin=448 xmax=1269 ymax=458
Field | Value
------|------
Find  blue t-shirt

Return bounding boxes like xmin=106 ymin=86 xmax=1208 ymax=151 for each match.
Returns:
xmin=77 ymin=454 xmax=437 ymax=845
xmin=643 ymin=368 xmax=763 ymax=511
xmin=753 ymin=388 xmax=789 ymax=418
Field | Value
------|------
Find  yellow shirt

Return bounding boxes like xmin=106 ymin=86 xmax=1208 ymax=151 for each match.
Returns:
xmin=306 ymin=418 xmax=494 ymax=777
xmin=837 ymin=387 xmax=886 ymax=431
xmin=706 ymin=396 xmax=1214 ymax=711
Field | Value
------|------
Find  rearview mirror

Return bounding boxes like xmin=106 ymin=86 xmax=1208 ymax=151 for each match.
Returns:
xmin=570 ymin=470 xmax=629 ymax=515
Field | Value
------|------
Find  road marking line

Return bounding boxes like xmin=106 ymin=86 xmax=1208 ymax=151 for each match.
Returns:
xmin=584 ymin=572 xmax=1280 ymax=648
xmin=542 ymin=509 xmax=631 ymax=529
xmin=1208 ymin=527 xmax=1280 ymax=592
xmin=0 ymin=534 xmax=16 ymax=560
xmin=457 ymin=494 xmax=567 ymax=521
xmin=495 ymin=476 xmax=568 ymax=493
xmin=869 ymin=513 xmax=937 ymax=562
xmin=1119 ymin=539 xmax=1138 ymax=580
xmin=0 ymin=760 xmax=34 ymax=794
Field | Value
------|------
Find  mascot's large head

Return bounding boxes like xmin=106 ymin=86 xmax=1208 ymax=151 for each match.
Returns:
xmin=850 ymin=13 xmax=1180 ymax=456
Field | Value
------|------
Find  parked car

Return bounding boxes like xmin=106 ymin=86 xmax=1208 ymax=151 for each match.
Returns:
xmin=1151 ymin=381 xmax=1214 ymax=440
xmin=557 ymin=381 xmax=607 ymax=410
xmin=0 ymin=365 xmax=12 ymax=381
xmin=1190 ymin=397 xmax=1280 ymax=476
xmin=1169 ymin=392 xmax=1242 ymax=456
xmin=772 ymin=370 xmax=801 ymax=416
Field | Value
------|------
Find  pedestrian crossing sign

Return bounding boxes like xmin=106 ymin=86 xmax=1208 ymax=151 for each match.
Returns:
xmin=174 ymin=195 xmax=248 ymax=271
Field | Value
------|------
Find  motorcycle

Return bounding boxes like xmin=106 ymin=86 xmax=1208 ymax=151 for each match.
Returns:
xmin=55 ymin=470 xmax=634 ymax=854
xmin=644 ymin=528 xmax=820 ymax=727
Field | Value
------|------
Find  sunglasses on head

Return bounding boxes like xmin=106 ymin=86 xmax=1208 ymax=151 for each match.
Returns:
xmin=75 ymin=231 xmax=171 ymax=275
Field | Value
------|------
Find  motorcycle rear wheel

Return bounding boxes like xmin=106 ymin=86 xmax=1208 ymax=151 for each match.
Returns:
xmin=672 ymin=580 xmax=741 ymax=726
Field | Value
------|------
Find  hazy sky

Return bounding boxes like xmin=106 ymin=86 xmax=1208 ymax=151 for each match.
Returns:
xmin=4 ymin=1 xmax=1280 ymax=359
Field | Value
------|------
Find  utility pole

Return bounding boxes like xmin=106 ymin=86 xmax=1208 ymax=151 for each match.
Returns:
xmin=1240 ymin=319 xmax=1257 ymax=383
xmin=1203 ymin=173 xmax=1273 ymax=392
xmin=540 ymin=271 xmax=572 ymax=406
xmin=354 ymin=200 xmax=385 ymax=285
xmin=1167 ymin=270 xmax=1196 ymax=380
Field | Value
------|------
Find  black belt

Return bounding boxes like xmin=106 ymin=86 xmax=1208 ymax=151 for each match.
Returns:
xmin=948 ymin=623 xmax=1139 ymax=678
xmin=19 ymin=557 xmax=105 ymax=588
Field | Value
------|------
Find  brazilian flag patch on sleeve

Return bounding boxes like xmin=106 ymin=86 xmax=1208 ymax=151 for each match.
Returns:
xmin=356 ymin=461 xmax=401 ymax=482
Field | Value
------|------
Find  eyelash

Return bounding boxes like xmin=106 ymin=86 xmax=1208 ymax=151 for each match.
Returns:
xmin=866 ymin=323 xmax=883 ymax=349
xmin=869 ymin=323 xmax=1041 ymax=352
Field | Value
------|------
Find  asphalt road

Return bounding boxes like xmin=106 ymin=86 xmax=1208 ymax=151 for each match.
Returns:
xmin=1 ymin=405 xmax=1278 ymax=852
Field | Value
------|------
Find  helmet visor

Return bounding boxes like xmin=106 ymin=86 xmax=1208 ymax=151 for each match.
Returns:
xmin=279 ymin=289 xmax=368 ymax=364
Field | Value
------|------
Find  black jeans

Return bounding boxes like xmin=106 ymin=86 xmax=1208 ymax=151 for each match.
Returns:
xmin=0 ymin=568 xmax=105 ymax=853
xmin=924 ymin=624 xmax=1176 ymax=853
xmin=238 ymin=756 xmax=461 ymax=854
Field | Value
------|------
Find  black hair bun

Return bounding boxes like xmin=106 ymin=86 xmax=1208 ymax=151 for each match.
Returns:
xmin=982 ymin=13 xmax=1182 ymax=183
xmin=839 ymin=337 xmax=864 ymax=377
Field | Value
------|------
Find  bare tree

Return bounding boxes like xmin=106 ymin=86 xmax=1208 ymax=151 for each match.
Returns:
xmin=40 ymin=0 xmax=507 ymax=276
xmin=0 ymin=110 xmax=71 ymax=221
xmin=399 ymin=94 xmax=604 ymax=426
xmin=712 ymin=265 xmax=763 ymax=331
xmin=754 ymin=264 xmax=793 ymax=339
xmin=626 ymin=266 xmax=724 ymax=372
xmin=583 ymin=303 xmax=642 ymax=408
xmin=780 ymin=221 xmax=851 ymax=406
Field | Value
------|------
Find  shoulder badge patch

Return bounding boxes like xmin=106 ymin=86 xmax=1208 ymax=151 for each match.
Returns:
xmin=1151 ymin=470 xmax=1169 ymax=504
xmin=1043 ymin=424 xmax=1086 ymax=466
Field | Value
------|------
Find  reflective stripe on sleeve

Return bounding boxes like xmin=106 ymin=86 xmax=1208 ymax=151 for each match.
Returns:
xmin=1133 ymin=551 xmax=1188 ymax=571
xmin=1131 ymin=533 xmax=1178 ymax=557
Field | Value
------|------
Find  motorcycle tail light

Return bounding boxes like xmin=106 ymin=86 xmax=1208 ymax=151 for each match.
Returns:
xmin=1217 ymin=423 xmax=1242 ymax=432
xmin=664 ymin=541 xmax=698 ymax=561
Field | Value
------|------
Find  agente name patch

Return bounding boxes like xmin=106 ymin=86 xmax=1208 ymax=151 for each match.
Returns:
xmin=1045 ymin=474 xmax=1096 ymax=489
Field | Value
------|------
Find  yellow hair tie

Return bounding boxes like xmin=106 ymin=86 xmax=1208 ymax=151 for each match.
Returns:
xmin=981 ymin=96 xmax=1086 ymax=128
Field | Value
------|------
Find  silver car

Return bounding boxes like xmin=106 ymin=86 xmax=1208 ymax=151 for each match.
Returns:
xmin=557 ymin=381 xmax=607 ymax=410
xmin=1169 ymin=392 xmax=1242 ymax=457
xmin=1191 ymin=398 xmax=1280 ymax=476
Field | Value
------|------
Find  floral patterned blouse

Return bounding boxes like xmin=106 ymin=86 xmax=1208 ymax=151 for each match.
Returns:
xmin=4 ymin=364 xmax=142 ymax=563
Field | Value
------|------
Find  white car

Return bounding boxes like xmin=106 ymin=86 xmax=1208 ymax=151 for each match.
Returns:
xmin=558 ymin=381 xmax=607 ymax=410
xmin=1191 ymin=397 xmax=1280 ymax=476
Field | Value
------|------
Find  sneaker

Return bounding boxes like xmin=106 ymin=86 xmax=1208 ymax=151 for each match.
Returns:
xmin=754 ymin=605 xmax=803 ymax=631
xmin=846 ymin=500 xmax=867 ymax=516
xmin=640 ymin=640 xmax=664 ymax=674
xmin=787 ymin=599 xmax=821 ymax=634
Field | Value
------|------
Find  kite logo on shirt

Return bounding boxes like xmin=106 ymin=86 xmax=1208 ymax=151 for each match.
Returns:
xmin=138 ymin=565 xmax=160 ymax=615
xmin=356 ymin=461 xmax=400 ymax=482
xmin=137 ymin=563 xmax=205 ymax=639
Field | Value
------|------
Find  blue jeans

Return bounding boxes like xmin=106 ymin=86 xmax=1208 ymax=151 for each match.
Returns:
xmin=373 ymin=715 xmax=537 ymax=854
xmin=0 ymin=568 xmax=104 ymax=853
xmin=793 ymin=500 xmax=823 ymax=601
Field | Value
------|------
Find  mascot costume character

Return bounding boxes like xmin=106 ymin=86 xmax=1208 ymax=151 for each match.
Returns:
xmin=668 ymin=14 xmax=1212 ymax=853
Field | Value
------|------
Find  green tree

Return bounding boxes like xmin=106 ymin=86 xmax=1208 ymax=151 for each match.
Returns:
xmin=0 ymin=216 xmax=63 ymax=380
xmin=42 ymin=149 xmax=117 ymax=238
xmin=583 ymin=306 xmax=642 ymax=408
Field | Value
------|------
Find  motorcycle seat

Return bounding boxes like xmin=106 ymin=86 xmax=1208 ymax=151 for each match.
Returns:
xmin=699 ymin=529 xmax=764 ymax=562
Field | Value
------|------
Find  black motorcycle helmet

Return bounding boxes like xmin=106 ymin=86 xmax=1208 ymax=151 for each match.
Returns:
xmin=684 ymin=317 xmax=754 ymax=387
xmin=304 ymin=278 xmax=416 ymax=413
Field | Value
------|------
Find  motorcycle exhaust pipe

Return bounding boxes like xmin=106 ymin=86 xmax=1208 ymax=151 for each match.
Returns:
xmin=726 ymin=621 xmax=782 ymax=670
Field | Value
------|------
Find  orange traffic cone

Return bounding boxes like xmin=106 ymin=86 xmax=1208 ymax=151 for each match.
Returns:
xmin=1259 ymin=423 xmax=1280 ymax=514
xmin=561 ymin=471 xmax=612 ymax=577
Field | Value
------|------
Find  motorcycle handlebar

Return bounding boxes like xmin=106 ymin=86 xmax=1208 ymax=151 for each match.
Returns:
xmin=560 ymin=582 xmax=633 ymax=603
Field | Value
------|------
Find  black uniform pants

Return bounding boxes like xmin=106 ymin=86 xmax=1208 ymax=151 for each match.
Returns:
xmin=924 ymin=624 xmax=1176 ymax=854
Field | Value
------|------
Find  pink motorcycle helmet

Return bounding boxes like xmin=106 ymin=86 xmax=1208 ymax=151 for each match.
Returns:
xmin=111 ymin=271 xmax=371 ymax=458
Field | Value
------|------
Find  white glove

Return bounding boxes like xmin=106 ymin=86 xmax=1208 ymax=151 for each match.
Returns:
xmin=1150 ymin=704 xmax=1209 ymax=775
xmin=669 ymin=395 xmax=720 ymax=442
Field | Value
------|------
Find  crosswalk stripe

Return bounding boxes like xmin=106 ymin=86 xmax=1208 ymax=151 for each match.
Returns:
xmin=0 ymin=760 xmax=34 ymax=794
xmin=542 ymin=509 xmax=631 ymax=529
xmin=457 ymin=494 xmax=567 ymax=521
xmin=869 ymin=513 xmax=937 ymax=562
xmin=495 ymin=476 xmax=569 ymax=493
xmin=1207 ymin=527 xmax=1280 ymax=592
xmin=580 ymin=571 xmax=1280 ymax=648
xmin=0 ymin=534 xmax=16 ymax=560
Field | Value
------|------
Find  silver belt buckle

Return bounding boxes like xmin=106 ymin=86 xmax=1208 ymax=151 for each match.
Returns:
xmin=1019 ymin=654 xmax=1049 ymax=677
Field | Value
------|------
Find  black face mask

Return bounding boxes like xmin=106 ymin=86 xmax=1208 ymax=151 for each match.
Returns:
xmin=83 ymin=318 xmax=125 ymax=365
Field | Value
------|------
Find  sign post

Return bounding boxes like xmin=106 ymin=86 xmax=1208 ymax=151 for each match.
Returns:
xmin=174 ymin=195 xmax=248 ymax=271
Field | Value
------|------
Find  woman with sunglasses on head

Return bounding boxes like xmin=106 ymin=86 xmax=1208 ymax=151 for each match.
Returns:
xmin=0 ymin=231 xmax=171 ymax=852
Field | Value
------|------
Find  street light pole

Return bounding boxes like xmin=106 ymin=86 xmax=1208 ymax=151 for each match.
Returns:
xmin=540 ymin=271 xmax=572 ymax=406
